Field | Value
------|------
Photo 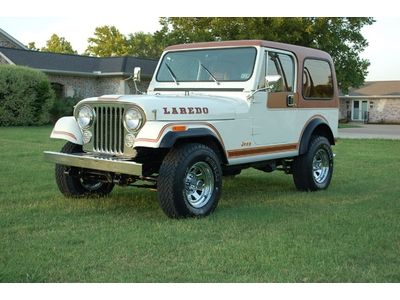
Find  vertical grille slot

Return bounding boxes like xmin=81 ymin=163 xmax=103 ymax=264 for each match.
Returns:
xmin=93 ymin=106 xmax=124 ymax=155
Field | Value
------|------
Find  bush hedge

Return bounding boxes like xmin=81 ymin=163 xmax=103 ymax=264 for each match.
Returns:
xmin=50 ymin=96 xmax=81 ymax=124
xmin=0 ymin=65 xmax=55 ymax=126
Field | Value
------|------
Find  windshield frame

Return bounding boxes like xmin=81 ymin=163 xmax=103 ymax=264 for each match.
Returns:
xmin=155 ymin=46 xmax=258 ymax=83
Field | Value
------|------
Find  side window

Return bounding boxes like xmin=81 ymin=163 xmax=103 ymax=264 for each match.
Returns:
xmin=303 ymin=59 xmax=334 ymax=99
xmin=266 ymin=51 xmax=295 ymax=93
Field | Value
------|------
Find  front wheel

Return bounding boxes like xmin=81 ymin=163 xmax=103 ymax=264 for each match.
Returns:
xmin=292 ymin=136 xmax=334 ymax=191
xmin=55 ymin=142 xmax=114 ymax=198
xmin=157 ymin=143 xmax=222 ymax=218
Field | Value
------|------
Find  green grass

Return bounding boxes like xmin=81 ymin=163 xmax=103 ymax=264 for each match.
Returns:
xmin=338 ymin=123 xmax=363 ymax=129
xmin=1 ymin=126 xmax=399 ymax=282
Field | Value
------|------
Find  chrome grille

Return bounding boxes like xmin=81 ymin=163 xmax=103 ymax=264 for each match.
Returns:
xmin=93 ymin=106 xmax=125 ymax=154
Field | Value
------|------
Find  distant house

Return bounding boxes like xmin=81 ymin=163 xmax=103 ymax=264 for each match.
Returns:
xmin=0 ymin=28 xmax=158 ymax=99
xmin=340 ymin=81 xmax=400 ymax=124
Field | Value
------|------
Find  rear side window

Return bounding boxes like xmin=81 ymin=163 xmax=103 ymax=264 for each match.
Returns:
xmin=303 ymin=59 xmax=334 ymax=99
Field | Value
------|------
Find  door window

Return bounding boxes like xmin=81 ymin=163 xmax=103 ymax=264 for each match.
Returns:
xmin=266 ymin=51 xmax=295 ymax=93
xmin=353 ymin=100 xmax=360 ymax=120
xmin=352 ymin=100 xmax=369 ymax=121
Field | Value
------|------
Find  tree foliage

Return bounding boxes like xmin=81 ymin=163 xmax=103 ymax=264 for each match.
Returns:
xmin=27 ymin=42 xmax=39 ymax=51
xmin=41 ymin=34 xmax=77 ymax=54
xmin=26 ymin=18 xmax=374 ymax=92
xmin=86 ymin=25 xmax=129 ymax=56
xmin=155 ymin=17 xmax=375 ymax=92
xmin=86 ymin=26 xmax=162 ymax=59
xmin=126 ymin=32 xmax=163 ymax=59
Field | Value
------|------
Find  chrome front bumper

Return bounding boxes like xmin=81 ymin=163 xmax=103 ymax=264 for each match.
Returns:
xmin=43 ymin=151 xmax=143 ymax=176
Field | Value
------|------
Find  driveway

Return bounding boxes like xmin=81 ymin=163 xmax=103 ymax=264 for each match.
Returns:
xmin=338 ymin=124 xmax=400 ymax=139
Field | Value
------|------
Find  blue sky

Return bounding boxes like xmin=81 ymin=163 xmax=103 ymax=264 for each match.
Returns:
xmin=1 ymin=1 xmax=399 ymax=81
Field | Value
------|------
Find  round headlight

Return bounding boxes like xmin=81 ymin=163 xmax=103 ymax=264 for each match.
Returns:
xmin=124 ymin=108 xmax=143 ymax=132
xmin=77 ymin=106 xmax=94 ymax=129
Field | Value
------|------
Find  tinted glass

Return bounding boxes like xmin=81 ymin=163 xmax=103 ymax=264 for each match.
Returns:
xmin=303 ymin=59 xmax=334 ymax=99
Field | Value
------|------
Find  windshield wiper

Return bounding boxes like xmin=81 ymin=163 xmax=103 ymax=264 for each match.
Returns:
xmin=165 ymin=63 xmax=179 ymax=85
xmin=200 ymin=63 xmax=220 ymax=85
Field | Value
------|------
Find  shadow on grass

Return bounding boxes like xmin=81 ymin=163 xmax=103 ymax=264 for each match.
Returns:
xmin=54 ymin=169 xmax=306 ymax=221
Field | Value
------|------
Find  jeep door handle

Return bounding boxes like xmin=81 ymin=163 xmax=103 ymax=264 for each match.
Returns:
xmin=287 ymin=94 xmax=295 ymax=107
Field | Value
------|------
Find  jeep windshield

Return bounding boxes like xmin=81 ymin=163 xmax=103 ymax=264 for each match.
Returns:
xmin=156 ymin=47 xmax=257 ymax=83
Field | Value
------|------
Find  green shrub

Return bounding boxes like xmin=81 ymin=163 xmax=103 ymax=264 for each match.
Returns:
xmin=0 ymin=65 xmax=55 ymax=126
xmin=50 ymin=96 xmax=80 ymax=124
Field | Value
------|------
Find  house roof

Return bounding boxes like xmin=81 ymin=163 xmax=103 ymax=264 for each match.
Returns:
xmin=0 ymin=28 xmax=27 ymax=49
xmin=0 ymin=46 xmax=158 ymax=77
xmin=345 ymin=81 xmax=400 ymax=97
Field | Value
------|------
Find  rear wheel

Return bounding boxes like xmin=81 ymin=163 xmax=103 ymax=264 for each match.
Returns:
xmin=55 ymin=142 xmax=114 ymax=197
xmin=292 ymin=136 xmax=333 ymax=191
xmin=157 ymin=143 xmax=222 ymax=218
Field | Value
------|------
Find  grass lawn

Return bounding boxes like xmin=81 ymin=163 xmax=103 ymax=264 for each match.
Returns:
xmin=338 ymin=123 xmax=363 ymax=129
xmin=0 ymin=126 xmax=399 ymax=282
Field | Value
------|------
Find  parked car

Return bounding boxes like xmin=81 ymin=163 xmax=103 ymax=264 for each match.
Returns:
xmin=44 ymin=40 xmax=339 ymax=218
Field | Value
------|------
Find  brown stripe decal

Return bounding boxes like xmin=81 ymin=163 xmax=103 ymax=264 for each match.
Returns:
xmin=136 ymin=122 xmax=225 ymax=148
xmin=227 ymin=143 xmax=298 ymax=158
xmin=52 ymin=130 xmax=77 ymax=141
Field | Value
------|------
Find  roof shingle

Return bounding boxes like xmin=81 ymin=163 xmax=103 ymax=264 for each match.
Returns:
xmin=347 ymin=81 xmax=400 ymax=96
xmin=0 ymin=46 xmax=158 ymax=77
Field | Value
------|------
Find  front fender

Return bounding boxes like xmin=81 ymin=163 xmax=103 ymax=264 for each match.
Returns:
xmin=50 ymin=116 xmax=83 ymax=145
xmin=159 ymin=128 xmax=219 ymax=148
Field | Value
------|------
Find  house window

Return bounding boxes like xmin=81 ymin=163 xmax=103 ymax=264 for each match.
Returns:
xmin=303 ymin=59 xmax=334 ymax=99
xmin=51 ymin=82 xmax=64 ymax=99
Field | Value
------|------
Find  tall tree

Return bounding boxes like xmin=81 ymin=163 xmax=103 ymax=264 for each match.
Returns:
xmin=156 ymin=17 xmax=374 ymax=92
xmin=41 ymin=34 xmax=77 ymax=54
xmin=86 ymin=25 xmax=128 ymax=56
xmin=126 ymin=32 xmax=163 ymax=59
xmin=27 ymin=42 xmax=39 ymax=51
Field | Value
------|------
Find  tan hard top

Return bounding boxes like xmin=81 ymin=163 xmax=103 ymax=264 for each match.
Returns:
xmin=164 ymin=40 xmax=332 ymax=61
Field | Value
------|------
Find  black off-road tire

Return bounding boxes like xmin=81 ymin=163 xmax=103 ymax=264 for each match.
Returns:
xmin=157 ymin=143 xmax=222 ymax=218
xmin=292 ymin=136 xmax=334 ymax=191
xmin=55 ymin=142 xmax=114 ymax=198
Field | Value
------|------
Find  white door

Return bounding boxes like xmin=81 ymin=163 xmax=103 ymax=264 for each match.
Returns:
xmin=352 ymin=100 xmax=368 ymax=121
xmin=251 ymin=49 xmax=298 ymax=146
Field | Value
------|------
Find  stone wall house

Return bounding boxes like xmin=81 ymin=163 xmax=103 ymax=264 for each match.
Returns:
xmin=0 ymin=29 xmax=158 ymax=99
xmin=339 ymin=81 xmax=400 ymax=124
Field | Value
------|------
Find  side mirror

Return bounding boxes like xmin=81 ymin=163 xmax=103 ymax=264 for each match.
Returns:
xmin=247 ymin=75 xmax=282 ymax=100
xmin=133 ymin=67 xmax=141 ymax=82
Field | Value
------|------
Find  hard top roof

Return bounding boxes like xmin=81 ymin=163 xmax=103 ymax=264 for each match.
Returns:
xmin=165 ymin=40 xmax=332 ymax=61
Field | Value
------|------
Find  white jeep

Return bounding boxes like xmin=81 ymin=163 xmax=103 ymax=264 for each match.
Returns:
xmin=44 ymin=40 xmax=338 ymax=218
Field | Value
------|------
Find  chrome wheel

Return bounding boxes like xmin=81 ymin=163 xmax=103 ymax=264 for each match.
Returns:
xmin=158 ymin=143 xmax=222 ymax=218
xmin=312 ymin=148 xmax=330 ymax=184
xmin=55 ymin=142 xmax=114 ymax=198
xmin=184 ymin=161 xmax=215 ymax=209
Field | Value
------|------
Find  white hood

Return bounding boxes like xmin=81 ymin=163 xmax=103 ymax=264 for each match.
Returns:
xmin=90 ymin=94 xmax=249 ymax=121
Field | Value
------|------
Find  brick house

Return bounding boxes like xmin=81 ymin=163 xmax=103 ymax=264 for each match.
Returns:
xmin=0 ymin=28 xmax=158 ymax=99
xmin=340 ymin=81 xmax=400 ymax=124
